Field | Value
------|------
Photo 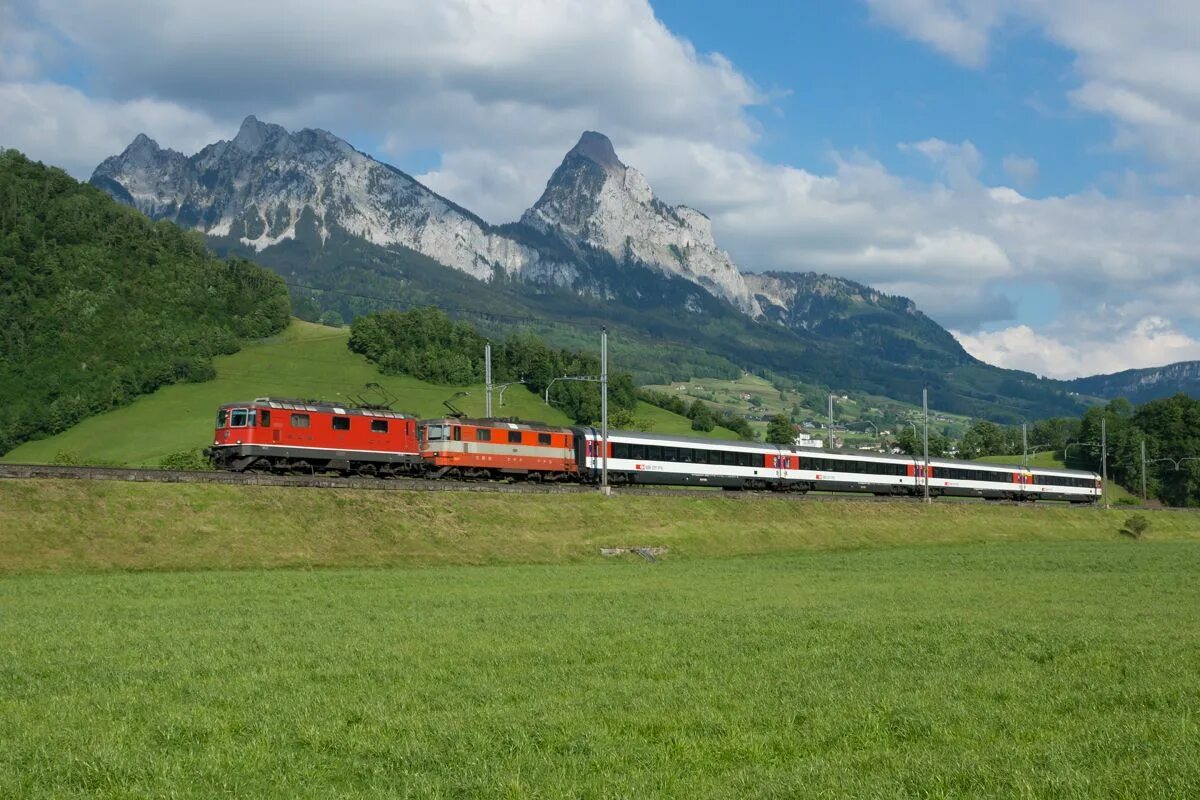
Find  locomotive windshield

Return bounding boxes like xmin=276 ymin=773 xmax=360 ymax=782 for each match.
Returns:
xmin=425 ymin=424 xmax=448 ymax=441
xmin=229 ymin=409 xmax=249 ymax=428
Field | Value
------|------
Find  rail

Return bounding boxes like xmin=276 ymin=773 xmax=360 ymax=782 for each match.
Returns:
xmin=1 ymin=462 xmax=1191 ymax=511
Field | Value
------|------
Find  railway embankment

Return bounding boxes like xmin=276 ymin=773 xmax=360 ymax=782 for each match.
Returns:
xmin=3 ymin=478 xmax=1198 ymax=574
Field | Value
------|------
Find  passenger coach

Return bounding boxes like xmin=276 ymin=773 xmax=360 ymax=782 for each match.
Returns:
xmin=577 ymin=428 xmax=1099 ymax=502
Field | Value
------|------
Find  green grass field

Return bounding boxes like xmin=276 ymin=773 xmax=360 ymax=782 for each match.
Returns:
xmin=2 ymin=480 xmax=1199 ymax=796
xmin=2 ymin=536 xmax=1197 ymax=796
xmin=2 ymin=320 xmax=730 ymax=466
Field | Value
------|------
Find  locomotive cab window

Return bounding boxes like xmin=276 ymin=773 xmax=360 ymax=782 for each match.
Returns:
xmin=217 ymin=409 xmax=228 ymax=427
xmin=508 ymin=430 xmax=521 ymax=444
xmin=332 ymin=416 xmax=351 ymax=431
xmin=229 ymin=409 xmax=249 ymax=428
xmin=290 ymin=413 xmax=310 ymax=428
xmin=538 ymin=433 xmax=552 ymax=446
xmin=476 ymin=428 xmax=491 ymax=441
xmin=259 ymin=410 xmax=271 ymax=427
xmin=371 ymin=419 xmax=388 ymax=433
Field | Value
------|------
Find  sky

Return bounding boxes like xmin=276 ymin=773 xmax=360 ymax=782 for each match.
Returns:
xmin=2 ymin=0 xmax=1198 ymax=379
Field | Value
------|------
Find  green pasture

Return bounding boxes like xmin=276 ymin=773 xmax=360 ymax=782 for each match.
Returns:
xmin=2 ymin=320 xmax=729 ymax=466
xmin=2 ymin=536 xmax=1197 ymax=797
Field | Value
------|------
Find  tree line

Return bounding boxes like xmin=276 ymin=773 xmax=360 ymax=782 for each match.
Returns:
xmin=348 ymin=307 xmax=637 ymax=425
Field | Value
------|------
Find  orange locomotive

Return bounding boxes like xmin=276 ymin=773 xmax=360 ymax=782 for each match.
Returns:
xmin=420 ymin=417 xmax=579 ymax=481
xmin=206 ymin=397 xmax=421 ymax=476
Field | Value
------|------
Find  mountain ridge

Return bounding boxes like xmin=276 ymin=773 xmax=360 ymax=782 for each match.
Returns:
xmin=89 ymin=117 xmax=1090 ymax=422
xmin=1067 ymin=361 xmax=1200 ymax=403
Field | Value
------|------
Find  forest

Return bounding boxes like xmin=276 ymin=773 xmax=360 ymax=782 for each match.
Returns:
xmin=0 ymin=150 xmax=290 ymax=454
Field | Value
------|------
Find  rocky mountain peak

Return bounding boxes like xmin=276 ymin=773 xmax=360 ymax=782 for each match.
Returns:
xmin=567 ymin=131 xmax=625 ymax=173
xmin=90 ymin=117 xmax=564 ymax=284
xmin=232 ymin=114 xmax=274 ymax=153
xmin=522 ymin=132 xmax=760 ymax=315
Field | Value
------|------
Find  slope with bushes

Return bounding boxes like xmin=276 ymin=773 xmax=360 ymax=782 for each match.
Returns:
xmin=0 ymin=150 xmax=290 ymax=454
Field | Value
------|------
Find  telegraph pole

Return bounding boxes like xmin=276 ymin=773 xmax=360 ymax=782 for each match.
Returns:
xmin=922 ymin=387 xmax=930 ymax=504
xmin=484 ymin=343 xmax=492 ymax=418
xmin=1101 ymin=416 xmax=1108 ymax=509
xmin=601 ymin=327 xmax=609 ymax=492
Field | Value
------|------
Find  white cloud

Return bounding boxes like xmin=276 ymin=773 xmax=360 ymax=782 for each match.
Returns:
xmin=863 ymin=0 xmax=1001 ymax=68
xmin=956 ymin=316 xmax=1200 ymax=379
xmin=0 ymin=82 xmax=225 ymax=177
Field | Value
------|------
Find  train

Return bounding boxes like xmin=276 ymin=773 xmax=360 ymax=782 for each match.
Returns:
xmin=206 ymin=397 xmax=1102 ymax=503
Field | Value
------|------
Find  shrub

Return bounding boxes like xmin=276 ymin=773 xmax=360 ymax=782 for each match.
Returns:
xmin=159 ymin=448 xmax=214 ymax=471
xmin=1119 ymin=514 xmax=1150 ymax=540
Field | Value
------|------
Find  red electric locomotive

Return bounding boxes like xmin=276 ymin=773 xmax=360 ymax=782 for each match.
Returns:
xmin=207 ymin=397 xmax=421 ymax=476
xmin=420 ymin=418 xmax=579 ymax=481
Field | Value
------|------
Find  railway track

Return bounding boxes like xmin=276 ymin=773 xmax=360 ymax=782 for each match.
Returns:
xmin=0 ymin=462 xmax=1188 ymax=511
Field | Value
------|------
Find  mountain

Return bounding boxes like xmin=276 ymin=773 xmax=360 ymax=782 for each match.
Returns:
xmin=1067 ymin=362 xmax=1200 ymax=403
xmin=0 ymin=148 xmax=289 ymax=455
xmin=90 ymin=118 xmax=1088 ymax=422
xmin=522 ymin=131 xmax=759 ymax=314
xmin=92 ymin=115 xmax=573 ymax=286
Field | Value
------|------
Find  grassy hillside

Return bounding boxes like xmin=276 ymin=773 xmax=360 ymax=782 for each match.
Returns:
xmin=1 ymin=516 xmax=1197 ymax=795
xmin=2 ymin=479 xmax=1195 ymax=574
xmin=2 ymin=319 xmax=732 ymax=466
xmin=645 ymin=374 xmax=972 ymax=443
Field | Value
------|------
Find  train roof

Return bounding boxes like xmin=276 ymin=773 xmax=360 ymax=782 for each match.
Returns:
xmin=422 ymin=417 xmax=577 ymax=433
xmin=219 ymin=398 xmax=415 ymax=419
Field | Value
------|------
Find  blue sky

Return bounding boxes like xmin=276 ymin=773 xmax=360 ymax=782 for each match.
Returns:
xmin=1 ymin=0 xmax=1197 ymax=377
xmin=653 ymin=1 xmax=1126 ymax=196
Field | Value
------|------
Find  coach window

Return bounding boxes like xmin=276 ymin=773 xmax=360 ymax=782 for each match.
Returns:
xmin=476 ymin=428 xmax=491 ymax=442
xmin=229 ymin=409 xmax=249 ymax=428
xmin=538 ymin=433 xmax=552 ymax=446
xmin=290 ymin=413 xmax=310 ymax=428
xmin=508 ymin=430 xmax=521 ymax=444
xmin=371 ymin=419 xmax=389 ymax=434
xmin=332 ymin=416 xmax=351 ymax=431
xmin=613 ymin=443 xmax=630 ymax=459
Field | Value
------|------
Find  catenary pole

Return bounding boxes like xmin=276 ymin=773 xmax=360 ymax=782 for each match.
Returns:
xmin=1022 ymin=423 xmax=1028 ymax=467
xmin=827 ymin=394 xmax=834 ymax=449
xmin=1101 ymin=417 xmax=1108 ymax=509
xmin=484 ymin=343 xmax=492 ymax=418
xmin=1141 ymin=438 xmax=1147 ymax=502
xmin=923 ymin=387 xmax=930 ymax=504
xmin=601 ymin=327 xmax=608 ymax=491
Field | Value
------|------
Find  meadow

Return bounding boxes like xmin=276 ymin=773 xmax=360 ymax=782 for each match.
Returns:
xmin=2 ymin=320 xmax=733 ymax=467
xmin=4 ymin=480 xmax=1199 ymax=797
xmin=2 ymin=538 xmax=1198 ymax=797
